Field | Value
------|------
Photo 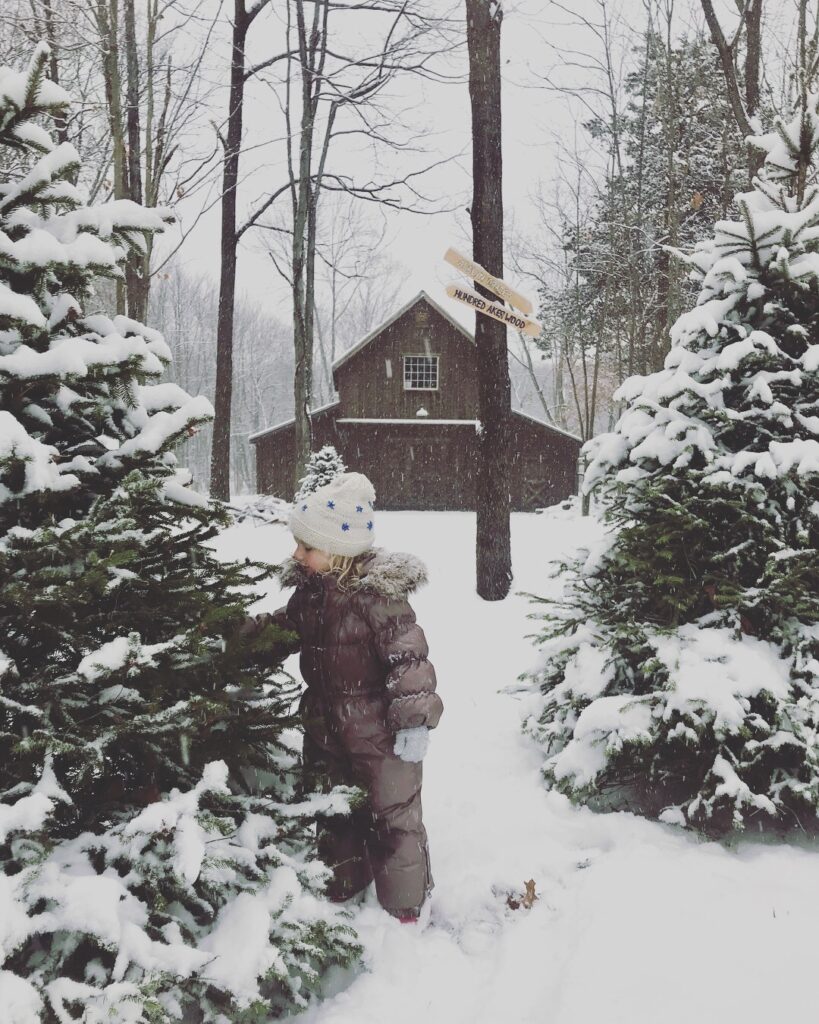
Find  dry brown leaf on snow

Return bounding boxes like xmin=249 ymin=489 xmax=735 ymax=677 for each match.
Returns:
xmin=506 ymin=879 xmax=538 ymax=911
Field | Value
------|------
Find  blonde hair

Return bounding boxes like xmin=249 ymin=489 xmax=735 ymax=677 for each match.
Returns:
xmin=325 ymin=551 xmax=369 ymax=591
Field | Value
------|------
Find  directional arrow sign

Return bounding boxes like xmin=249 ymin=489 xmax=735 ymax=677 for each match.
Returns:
xmin=443 ymin=246 xmax=533 ymax=316
xmin=446 ymin=283 xmax=541 ymax=337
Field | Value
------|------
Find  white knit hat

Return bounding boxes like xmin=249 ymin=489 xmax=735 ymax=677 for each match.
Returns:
xmin=288 ymin=472 xmax=376 ymax=556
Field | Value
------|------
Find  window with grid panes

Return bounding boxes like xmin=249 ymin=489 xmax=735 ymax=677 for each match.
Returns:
xmin=403 ymin=354 xmax=439 ymax=390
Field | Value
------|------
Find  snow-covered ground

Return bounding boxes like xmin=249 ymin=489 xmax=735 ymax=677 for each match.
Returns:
xmin=214 ymin=505 xmax=819 ymax=1024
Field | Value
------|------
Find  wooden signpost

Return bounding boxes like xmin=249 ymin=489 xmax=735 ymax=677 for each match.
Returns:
xmin=444 ymin=247 xmax=532 ymax=314
xmin=445 ymin=283 xmax=541 ymax=337
xmin=443 ymin=246 xmax=541 ymax=336
xmin=445 ymin=281 xmax=541 ymax=337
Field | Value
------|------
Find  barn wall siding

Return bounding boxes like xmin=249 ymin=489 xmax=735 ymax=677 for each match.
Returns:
xmin=255 ymin=415 xmax=579 ymax=512
xmin=334 ymin=301 xmax=478 ymax=420
xmin=337 ymin=423 xmax=477 ymax=510
xmin=255 ymin=411 xmax=339 ymax=499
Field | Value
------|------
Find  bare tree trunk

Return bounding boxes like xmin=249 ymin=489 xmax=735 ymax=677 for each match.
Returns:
xmin=655 ymin=4 xmax=680 ymax=371
xmin=140 ymin=0 xmax=160 ymax=326
xmin=466 ymin=0 xmax=511 ymax=601
xmin=512 ymin=332 xmax=555 ymax=424
xmin=42 ymin=0 xmax=68 ymax=144
xmin=96 ymin=0 xmax=127 ymax=315
xmin=745 ymin=0 xmax=762 ymax=114
xmin=700 ymin=0 xmax=763 ymax=181
xmin=289 ymin=1 xmax=314 ymax=491
xmin=554 ymin=341 xmax=566 ymax=428
xmin=210 ymin=0 xmax=248 ymax=501
xmin=289 ymin=0 xmax=332 ymax=490
xmin=796 ymin=0 xmax=810 ymax=203
xmin=745 ymin=0 xmax=763 ymax=178
xmin=653 ymin=244 xmax=672 ymax=372
xmin=123 ymin=0 xmax=146 ymax=321
xmin=313 ymin=295 xmax=334 ymax=404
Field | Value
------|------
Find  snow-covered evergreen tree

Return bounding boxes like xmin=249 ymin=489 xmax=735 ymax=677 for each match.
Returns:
xmin=294 ymin=445 xmax=346 ymax=501
xmin=0 ymin=45 xmax=358 ymax=1021
xmin=523 ymin=94 xmax=819 ymax=834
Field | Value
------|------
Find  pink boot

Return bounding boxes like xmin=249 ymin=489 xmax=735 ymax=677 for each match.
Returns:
xmin=392 ymin=899 xmax=431 ymax=927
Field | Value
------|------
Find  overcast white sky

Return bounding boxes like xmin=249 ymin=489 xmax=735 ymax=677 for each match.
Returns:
xmin=163 ymin=0 xmax=788 ymax=337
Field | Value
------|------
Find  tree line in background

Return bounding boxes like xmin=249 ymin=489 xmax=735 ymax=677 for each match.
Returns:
xmin=147 ymin=230 xmax=405 ymax=495
xmin=511 ymin=0 xmax=799 ymax=457
xmin=0 ymin=0 xmax=222 ymax=317
xmin=0 ymin=0 xmax=461 ymax=498
xmin=0 ymin=0 xmax=809 ymax=502
xmin=210 ymin=0 xmax=460 ymax=499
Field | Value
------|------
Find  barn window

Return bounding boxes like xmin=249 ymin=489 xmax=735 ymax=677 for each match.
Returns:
xmin=403 ymin=354 xmax=439 ymax=390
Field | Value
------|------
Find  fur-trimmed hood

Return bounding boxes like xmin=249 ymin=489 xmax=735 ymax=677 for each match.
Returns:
xmin=277 ymin=547 xmax=428 ymax=599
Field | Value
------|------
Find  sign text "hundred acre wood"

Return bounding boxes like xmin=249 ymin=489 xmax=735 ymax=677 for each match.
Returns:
xmin=445 ymin=282 xmax=541 ymax=337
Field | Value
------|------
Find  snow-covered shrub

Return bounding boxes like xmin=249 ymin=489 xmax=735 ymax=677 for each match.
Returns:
xmin=522 ymin=99 xmax=819 ymax=834
xmin=227 ymin=494 xmax=291 ymax=525
xmin=295 ymin=446 xmax=346 ymax=501
xmin=0 ymin=45 xmax=360 ymax=1019
xmin=0 ymin=762 xmax=360 ymax=1023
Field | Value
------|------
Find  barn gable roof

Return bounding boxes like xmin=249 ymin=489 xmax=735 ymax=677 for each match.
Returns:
xmin=513 ymin=409 xmax=583 ymax=444
xmin=331 ymin=289 xmax=474 ymax=375
xmin=247 ymin=399 xmax=339 ymax=443
xmin=249 ymin=405 xmax=582 ymax=445
xmin=337 ymin=411 xmax=582 ymax=443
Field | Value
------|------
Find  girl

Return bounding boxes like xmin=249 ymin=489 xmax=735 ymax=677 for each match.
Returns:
xmin=241 ymin=472 xmax=443 ymax=923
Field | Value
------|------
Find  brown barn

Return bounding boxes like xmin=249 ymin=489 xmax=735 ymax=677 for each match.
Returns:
xmin=249 ymin=291 xmax=582 ymax=511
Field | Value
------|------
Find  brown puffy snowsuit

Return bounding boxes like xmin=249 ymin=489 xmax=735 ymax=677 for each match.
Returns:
xmin=243 ymin=547 xmax=443 ymax=914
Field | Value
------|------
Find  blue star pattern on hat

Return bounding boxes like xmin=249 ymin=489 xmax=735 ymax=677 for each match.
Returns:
xmin=287 ymin=472 xmax=376 ymax=556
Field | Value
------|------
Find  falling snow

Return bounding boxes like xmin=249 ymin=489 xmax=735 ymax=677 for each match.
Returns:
xmin=210 ymin=503 xmax=819 ymax=1024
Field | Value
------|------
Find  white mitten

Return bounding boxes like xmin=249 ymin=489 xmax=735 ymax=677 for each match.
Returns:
xmin=393 ymin=726 xmax=430 ymax=763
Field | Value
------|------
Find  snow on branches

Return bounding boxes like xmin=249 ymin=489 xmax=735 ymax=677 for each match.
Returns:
xmin=0 ymin=43 xmax=362 ymax=1020
xmin=0 ymin=762 xmax=359 ymax=1022
xmin=523 ymin=98 xmax=819 ymax=834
